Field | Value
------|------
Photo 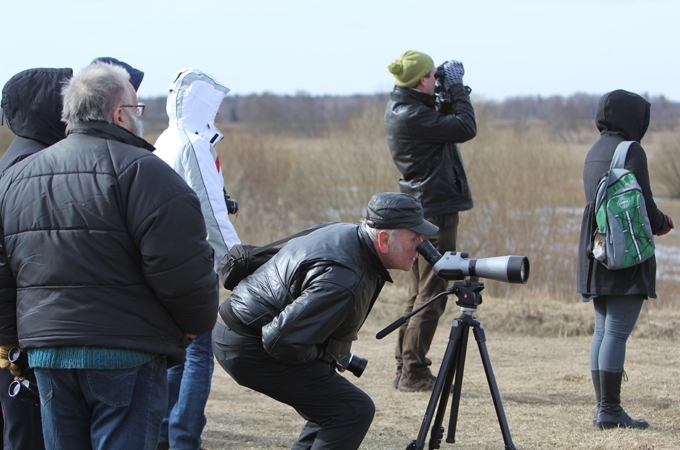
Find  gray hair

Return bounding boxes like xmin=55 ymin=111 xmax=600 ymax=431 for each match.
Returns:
xmin=61 ymin=62 xmax=133 ymax=125
xmin=361 ymin=220 xmax=403 ymax=251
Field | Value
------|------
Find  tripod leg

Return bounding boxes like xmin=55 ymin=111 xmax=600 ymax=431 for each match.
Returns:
xmin=411 ymin=318 xmax=466 ymax=450
xmin=471 ymin=323 xmax=516 ymax=450
xmin=429 ymin=322 xmax=467 ymax=449
xmin=444 ymin=320 xmax=470 ymax=444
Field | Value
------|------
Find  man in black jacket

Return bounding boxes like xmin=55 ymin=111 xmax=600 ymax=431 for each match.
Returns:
xmin=0 ymin=61 xmax=218 ymax=450
xmin=384 ymin=50 xmax=477 ymax=392
xmin=0 ymin=59 xmax=145 ymax=450
xmin=213 ymin=192 xmax=438 ymax=450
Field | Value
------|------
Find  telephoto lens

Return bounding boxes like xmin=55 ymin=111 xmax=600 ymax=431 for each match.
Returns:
xmin=336 ymin=353 xmax=368 ymax=378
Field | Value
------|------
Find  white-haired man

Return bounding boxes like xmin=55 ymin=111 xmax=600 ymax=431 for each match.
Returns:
xmin=0 ymin=62 xmax=218 ymax=450
xmin=213 ymin=192 xmax=438 ymax=450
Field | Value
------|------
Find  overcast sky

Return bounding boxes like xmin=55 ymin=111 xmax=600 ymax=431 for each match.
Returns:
xmin=2 ymin=0 xmax=678 ymax=102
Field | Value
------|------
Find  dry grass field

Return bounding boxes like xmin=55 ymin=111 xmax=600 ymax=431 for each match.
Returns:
xmin=197 ymin=105 xmax=680 ymax=449
xmin=1 ymin=99 xmax=680 ymax=449
xmin=202 ymin=284 xmax=680 ymax=450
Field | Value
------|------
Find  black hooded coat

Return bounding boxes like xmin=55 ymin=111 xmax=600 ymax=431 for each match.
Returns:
xmin=0 ymin=68 xmax=73 ymax=173
xmin=576 ymin=90 xmax=670 ymax=298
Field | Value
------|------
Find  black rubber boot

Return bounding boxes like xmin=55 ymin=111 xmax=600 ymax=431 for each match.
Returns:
xmin=596 ymin=370 xmax=649 ymax=429
xmin=591 ymin=370 xmax=601 ymax=427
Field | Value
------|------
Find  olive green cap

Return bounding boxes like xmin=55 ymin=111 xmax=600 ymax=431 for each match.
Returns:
xmin=388 ymin=50 xmax=434 ymax=87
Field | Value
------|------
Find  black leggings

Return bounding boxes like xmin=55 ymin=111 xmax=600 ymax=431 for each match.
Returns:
xmin=589 ymin=295 xmax=644 ymax=373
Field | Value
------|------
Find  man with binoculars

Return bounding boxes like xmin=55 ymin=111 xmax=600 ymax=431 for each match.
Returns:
xmin=385 ymin=50 xmax=477 ymax=392
xmin=212 ymin=192 xmax=438 ymax=450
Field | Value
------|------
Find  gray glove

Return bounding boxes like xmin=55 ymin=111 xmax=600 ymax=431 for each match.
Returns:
xmin=441 ymin=60 xmax=465 ymax=89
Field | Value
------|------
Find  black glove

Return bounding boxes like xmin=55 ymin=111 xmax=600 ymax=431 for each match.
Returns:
xmin=440 ymin=60 xmax=465 ymax=89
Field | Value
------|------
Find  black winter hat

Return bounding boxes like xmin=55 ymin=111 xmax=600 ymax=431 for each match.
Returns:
xmin=91 ymin=57 xmax=144 ymax=91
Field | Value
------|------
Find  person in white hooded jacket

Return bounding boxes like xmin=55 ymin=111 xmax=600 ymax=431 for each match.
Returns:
xmin=154 ymin=69 xmax=241 ymax=450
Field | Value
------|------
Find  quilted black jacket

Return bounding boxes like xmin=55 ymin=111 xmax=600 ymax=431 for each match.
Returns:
xmin=0 ymin=121 xmax=218 ymax=364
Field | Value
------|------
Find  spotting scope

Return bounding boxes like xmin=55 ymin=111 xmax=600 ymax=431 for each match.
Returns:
xmin=417 ymin=241 xmax=529 ymax=284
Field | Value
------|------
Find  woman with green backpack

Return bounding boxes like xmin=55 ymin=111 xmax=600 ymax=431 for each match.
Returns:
xmin=577 ymin=89 xmax=674 ymax=430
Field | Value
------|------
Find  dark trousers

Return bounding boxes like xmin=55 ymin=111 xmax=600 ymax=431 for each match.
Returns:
xmin=0 ymin=368 xmax=45 ymax=450
xmin=395 ymin=213 xmax=459 ymax=379
xmin=212 ymin=322 xmax=375 ymax=450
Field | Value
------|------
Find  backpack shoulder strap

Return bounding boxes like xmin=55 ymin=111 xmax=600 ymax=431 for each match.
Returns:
xmin=610 ymin=141 xmax=636 ymax=169
xmin=249 ymin=221 xmax=336 ymax=256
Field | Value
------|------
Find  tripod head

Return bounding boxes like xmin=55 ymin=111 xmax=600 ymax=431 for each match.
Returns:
xmin=376 ymin=276 xmax=485 ymax=340
xmin=451 ymin=277 xmax=484 ymax=310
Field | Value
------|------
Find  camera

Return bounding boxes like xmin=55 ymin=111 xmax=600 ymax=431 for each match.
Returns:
xmin=7 ymin=347 xmax=40 ymax=405
xmin=223 ymin=189 xmax=239 ymax=215
xmin=336 ymin=353 xmax=368 ymax=378
xmin=417 ymin=240 xmax=530 ymax=284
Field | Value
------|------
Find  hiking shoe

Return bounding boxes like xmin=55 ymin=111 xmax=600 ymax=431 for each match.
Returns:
xmin=398 ymin=374 xmax=437 ymax=392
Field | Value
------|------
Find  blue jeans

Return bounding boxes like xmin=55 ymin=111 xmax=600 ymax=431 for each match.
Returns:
xmin=159 ymin=331 xmax=214 ymax=450
xmin=590 ymin=295 xmax=644 ymax=373
xmin=34 ymin=356 xmax=167 ymax=450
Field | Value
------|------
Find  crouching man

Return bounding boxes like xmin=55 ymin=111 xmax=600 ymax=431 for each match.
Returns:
xmin=212 ymin=192 xmax=438 ymax=450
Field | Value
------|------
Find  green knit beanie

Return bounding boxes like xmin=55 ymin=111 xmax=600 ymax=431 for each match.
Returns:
xmin=388 ymin=50 xmax=434 ymax=87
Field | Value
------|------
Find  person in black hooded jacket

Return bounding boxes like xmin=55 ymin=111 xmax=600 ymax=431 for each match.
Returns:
xmin=0 ymin=67 xmax=73 ymax=175
xmin=0 ymin=66 xmax=72 ymax=450
xmin=577 ymin=89 xmax=673 ymax=429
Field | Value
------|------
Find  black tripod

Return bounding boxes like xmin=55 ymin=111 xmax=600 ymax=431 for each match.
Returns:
xmin=377 ymin=277 xmax=516 ymax=450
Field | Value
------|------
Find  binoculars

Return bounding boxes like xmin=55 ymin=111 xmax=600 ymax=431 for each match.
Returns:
xmin=7 ymin=347 xmax=40 ymax=405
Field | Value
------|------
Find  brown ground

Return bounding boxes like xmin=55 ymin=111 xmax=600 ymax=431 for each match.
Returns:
xmin=201 ymin=286 xmax=680 ymax=449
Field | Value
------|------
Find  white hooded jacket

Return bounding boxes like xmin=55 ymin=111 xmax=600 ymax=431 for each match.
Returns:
xmin=154 ymin=69 xmax=240 ymax=268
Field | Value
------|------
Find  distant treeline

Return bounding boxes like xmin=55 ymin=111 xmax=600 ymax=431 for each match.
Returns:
xmin=141 ymin=92 xmax=680 ymax=133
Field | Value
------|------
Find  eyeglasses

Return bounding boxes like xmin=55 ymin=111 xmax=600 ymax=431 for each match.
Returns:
xmin=119 ymin=103 xmax=145 ymax=117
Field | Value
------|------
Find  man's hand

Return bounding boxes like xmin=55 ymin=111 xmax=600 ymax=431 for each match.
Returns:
xmin=0 ymin=343 xmax=22 ymax=378
xmin=440 ymin=60 xmax=465 ymax=89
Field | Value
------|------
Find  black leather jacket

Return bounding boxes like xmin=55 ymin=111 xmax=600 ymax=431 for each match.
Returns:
xmin=384 ymin=84 xmax=477 ymax=217
xmin=221 ymin=223 xmax=392 ymax=365
xmin=0 ymin=121 xmax=219 ymax=364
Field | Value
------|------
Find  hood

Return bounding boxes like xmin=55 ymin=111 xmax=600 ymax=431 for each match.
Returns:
xmin=1 ymin=67 xmax=73 ymax=147
xmin=595 ymin=89 xmax=650 ymax=142
xmin=165 ymin=69 xmax=229 ymax=144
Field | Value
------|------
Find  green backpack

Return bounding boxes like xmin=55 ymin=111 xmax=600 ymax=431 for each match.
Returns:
xmin=591 ymin=141 xmax=655 ymax=270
